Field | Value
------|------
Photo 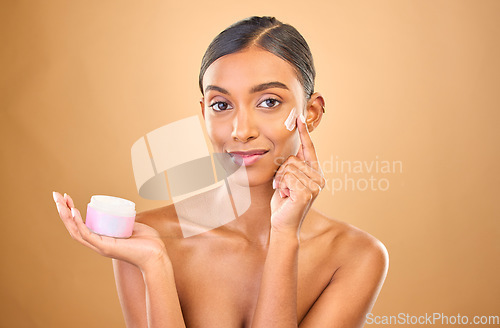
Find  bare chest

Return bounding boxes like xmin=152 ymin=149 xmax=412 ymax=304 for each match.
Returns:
xmin=166 ymin=238 xmax=337 ymax=328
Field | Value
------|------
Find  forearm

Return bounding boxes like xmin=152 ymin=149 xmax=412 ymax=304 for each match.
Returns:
xmin=251 ymin=230 xmax=300 ymax=328
xmin=141 ymin=255 xmax=186 ymax=328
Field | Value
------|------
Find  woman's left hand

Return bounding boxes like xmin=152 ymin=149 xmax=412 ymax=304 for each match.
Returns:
xmin=271 ymin=114 xmax=326 ymax=236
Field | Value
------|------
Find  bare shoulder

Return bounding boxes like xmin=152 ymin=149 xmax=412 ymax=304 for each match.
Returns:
xmin=135 ymin=203 xmax=184 ymax=239
xmin=303 ymin=208 xmax=389 ymax=273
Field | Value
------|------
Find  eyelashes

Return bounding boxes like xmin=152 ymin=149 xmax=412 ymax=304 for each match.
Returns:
xmin=209 ymin=98 xmax=281 ymax=112
xmin=260 ymin=98 xmax=281 ymax=109
xmin=210 ymin=101 xmax=232 ymax=111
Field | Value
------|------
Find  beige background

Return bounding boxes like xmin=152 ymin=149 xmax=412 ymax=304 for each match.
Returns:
xmin=1 ymin=1 xmax=499 ymax=327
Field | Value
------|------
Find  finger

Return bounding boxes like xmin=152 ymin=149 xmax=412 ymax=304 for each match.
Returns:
xmin=277 ymin=168 xmax=315 ymax=204
xmin=274 ymin=156 xmax=326 ymax=191
xmin=275 ymin=184 xmax=290 ymax=198
xmin=273 ymin=163 xmax=290 ymax=198
xmin=72 ymin=207 xmax=112 ymax=255
xmin=54 ymin=193 xmax=100 ymax=252
xmin=296 ymin=114 xmax=320 ymax=171
xmin=276 ymin=164 xmax=322 ymax=201
xmin=54 ymin=192 xmax=76 ymax=232
xmin=64 ymin=193 xmax=75 ymax=208
xmin=295 ymin=143 xmax=304 ymax=161
xmin=58 ymin=206 xmax=80 ymax=240
xmin=70 ymin=208 xmax=102 ymax=253
xmin=53 ymin=191 xmax=64 ymax=207
xmin=274 ymin=156 xmax=323 ymax=184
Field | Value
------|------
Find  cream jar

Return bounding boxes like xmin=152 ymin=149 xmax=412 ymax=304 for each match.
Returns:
xmin=85 ymin=195 xmax=136 ymax=238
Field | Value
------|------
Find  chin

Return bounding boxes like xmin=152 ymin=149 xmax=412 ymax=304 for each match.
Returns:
xmin=226 ymin=164 xmax=275 ymax=189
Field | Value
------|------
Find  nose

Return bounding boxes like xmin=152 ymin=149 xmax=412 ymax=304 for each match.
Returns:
xmin=231 ymin=107 xmax=259 ymax=143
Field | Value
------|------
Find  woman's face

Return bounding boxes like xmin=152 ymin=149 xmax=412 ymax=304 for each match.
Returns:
xmin=200 ymin=46 xmax=306 ymax=187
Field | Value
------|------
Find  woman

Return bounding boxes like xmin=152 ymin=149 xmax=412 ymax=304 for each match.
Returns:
xmin=54 ymin=16 xmax=388 ymax=328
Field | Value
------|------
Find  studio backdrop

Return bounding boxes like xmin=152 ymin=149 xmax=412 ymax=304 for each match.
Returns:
xmin=1 ymin=1 xmax=499 ymax=327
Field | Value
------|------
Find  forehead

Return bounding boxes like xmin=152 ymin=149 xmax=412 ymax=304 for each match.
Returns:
xmin=203 ymin=47 xmax=302 ymax=93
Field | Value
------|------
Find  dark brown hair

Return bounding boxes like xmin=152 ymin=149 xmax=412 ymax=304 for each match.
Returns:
xmin=199 ymin=16 xmax=315 ymax=100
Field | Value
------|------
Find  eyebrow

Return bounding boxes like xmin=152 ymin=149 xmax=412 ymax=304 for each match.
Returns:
xmin=204 ymin=81 xmax=289 ymax=95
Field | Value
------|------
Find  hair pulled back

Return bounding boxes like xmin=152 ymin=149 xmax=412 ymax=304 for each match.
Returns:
xmin=199 ymin=16 xmax=315 ymax=99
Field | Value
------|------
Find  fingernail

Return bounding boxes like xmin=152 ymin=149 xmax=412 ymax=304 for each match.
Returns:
xmin=71 ymin=207 xmax=76 ymax=218
xmin=52 ymin=191 xmax=57 ymax=202
xmin=272 ymin=178 xmax=276 ymax=189
xmin=64 ymin=193 xmax=67 ymax=198
xmin=299 ymin=113 xmax=306 ymax=123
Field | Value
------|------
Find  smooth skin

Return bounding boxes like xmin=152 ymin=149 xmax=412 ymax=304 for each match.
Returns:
xmin=54 ymin=46 xmax=388 ymax=328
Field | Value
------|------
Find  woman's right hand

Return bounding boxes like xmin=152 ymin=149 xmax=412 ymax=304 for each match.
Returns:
xmin=53 ymin=191 xmax=168 ymax=271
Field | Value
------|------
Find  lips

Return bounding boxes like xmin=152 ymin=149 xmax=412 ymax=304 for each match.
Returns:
xmin=227 ymin=149 xmax=269 ymax=166
xmin=229 ymin=149 xmax=268 ymax=156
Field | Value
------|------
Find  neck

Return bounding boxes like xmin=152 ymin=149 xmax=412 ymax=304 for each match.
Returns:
xmin=224 ymin=180 xmax=275 ymax=246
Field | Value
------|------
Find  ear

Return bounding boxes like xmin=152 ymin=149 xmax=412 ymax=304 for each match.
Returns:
xmin=304 ymin=92 xmax=325 ymax=132
xmin=200 ymin=97 xmax=205 ymax=119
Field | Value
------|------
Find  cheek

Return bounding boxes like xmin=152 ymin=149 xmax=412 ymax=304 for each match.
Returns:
xmin=205 ymin=118 xmax=230 ymax=151
xmin=281 ymin=131 xmax=301 ymax=158
xmin=261 ymin=122 xmax=301 ymax=161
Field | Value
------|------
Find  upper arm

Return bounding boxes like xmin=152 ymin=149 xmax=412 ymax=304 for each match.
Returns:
xmin=299 ymin=236 xmax=389 ymax=328
xmin=113 ymin=259 xmax=148 ymax=328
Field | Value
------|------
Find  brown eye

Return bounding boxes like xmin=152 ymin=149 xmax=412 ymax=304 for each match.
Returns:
xmin=210 ymin=101 xmax=232 ymax=111
xmin=259 ymin=98 xmax=281 ymax=109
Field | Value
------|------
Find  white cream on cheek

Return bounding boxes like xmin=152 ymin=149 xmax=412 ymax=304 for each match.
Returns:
xmin=284 ymin=107 xmax=298 ymax=131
